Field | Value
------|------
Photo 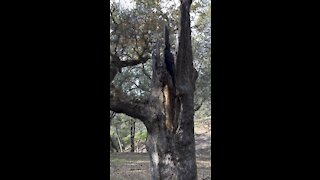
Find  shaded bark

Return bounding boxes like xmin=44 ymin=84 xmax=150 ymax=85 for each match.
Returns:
xmin=110 ymin=0 xmax=197 ymax=179
xmin=110 ymin=84 xmax=151 ymax=125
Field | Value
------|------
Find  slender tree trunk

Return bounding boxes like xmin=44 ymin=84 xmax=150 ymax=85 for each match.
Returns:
xmin=110 ymin=111 xmax=119 ymax=152
xmin=136 ymin=139 xmax=140 ymax=153
xmin=130 ymin=119 xmax=136 ymax=152
xmin=115 ymin=126 xmax=123 ymax=152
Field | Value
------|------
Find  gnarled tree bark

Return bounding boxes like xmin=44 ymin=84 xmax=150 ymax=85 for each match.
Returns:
xmin=110 ymin=0 xmax=197 ymax=179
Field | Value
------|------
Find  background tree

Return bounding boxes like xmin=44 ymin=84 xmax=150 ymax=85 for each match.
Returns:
xmin=130 ymin=118 xmax=136 ymax=152
xmin=110 ymin=111 xmax=119 ymax=152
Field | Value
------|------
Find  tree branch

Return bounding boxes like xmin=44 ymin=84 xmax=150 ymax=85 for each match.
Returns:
xmin=142 ymin=63 xmax=152 ymax=80
xmin=110 ymin=111 xmax=116 ymax=119
xmin=110 ymin=52 xmax=150 ymax=83
xmin=130 ymin=80 xmax=149 ymax=92
xmin=119 ymin=56 xmax=150 ymax=67
xmin=194 ymin=98 xmax=205 ymax=112
xmin=110 ymin=85 xmax=151 ymax=125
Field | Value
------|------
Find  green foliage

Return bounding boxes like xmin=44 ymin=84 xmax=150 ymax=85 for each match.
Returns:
xmin=191 ymin=0 xmax=212 ymax=119
xmin=135 ymin=130 xmax=148 ymax=141
xmin=123 ymin=134 xmax=131 ymax=145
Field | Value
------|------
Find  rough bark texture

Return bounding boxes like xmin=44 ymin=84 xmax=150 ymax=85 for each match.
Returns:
xmin=110 ymin=0 xmax=197 ymax=179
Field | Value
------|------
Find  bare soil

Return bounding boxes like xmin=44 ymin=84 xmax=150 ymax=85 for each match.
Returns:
xmin=110 ymin=120 xmax=211 ymax=180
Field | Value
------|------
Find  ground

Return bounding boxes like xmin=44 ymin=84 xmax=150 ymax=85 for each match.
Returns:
xmin=110 ymin=120 xmax=211 ymax=179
